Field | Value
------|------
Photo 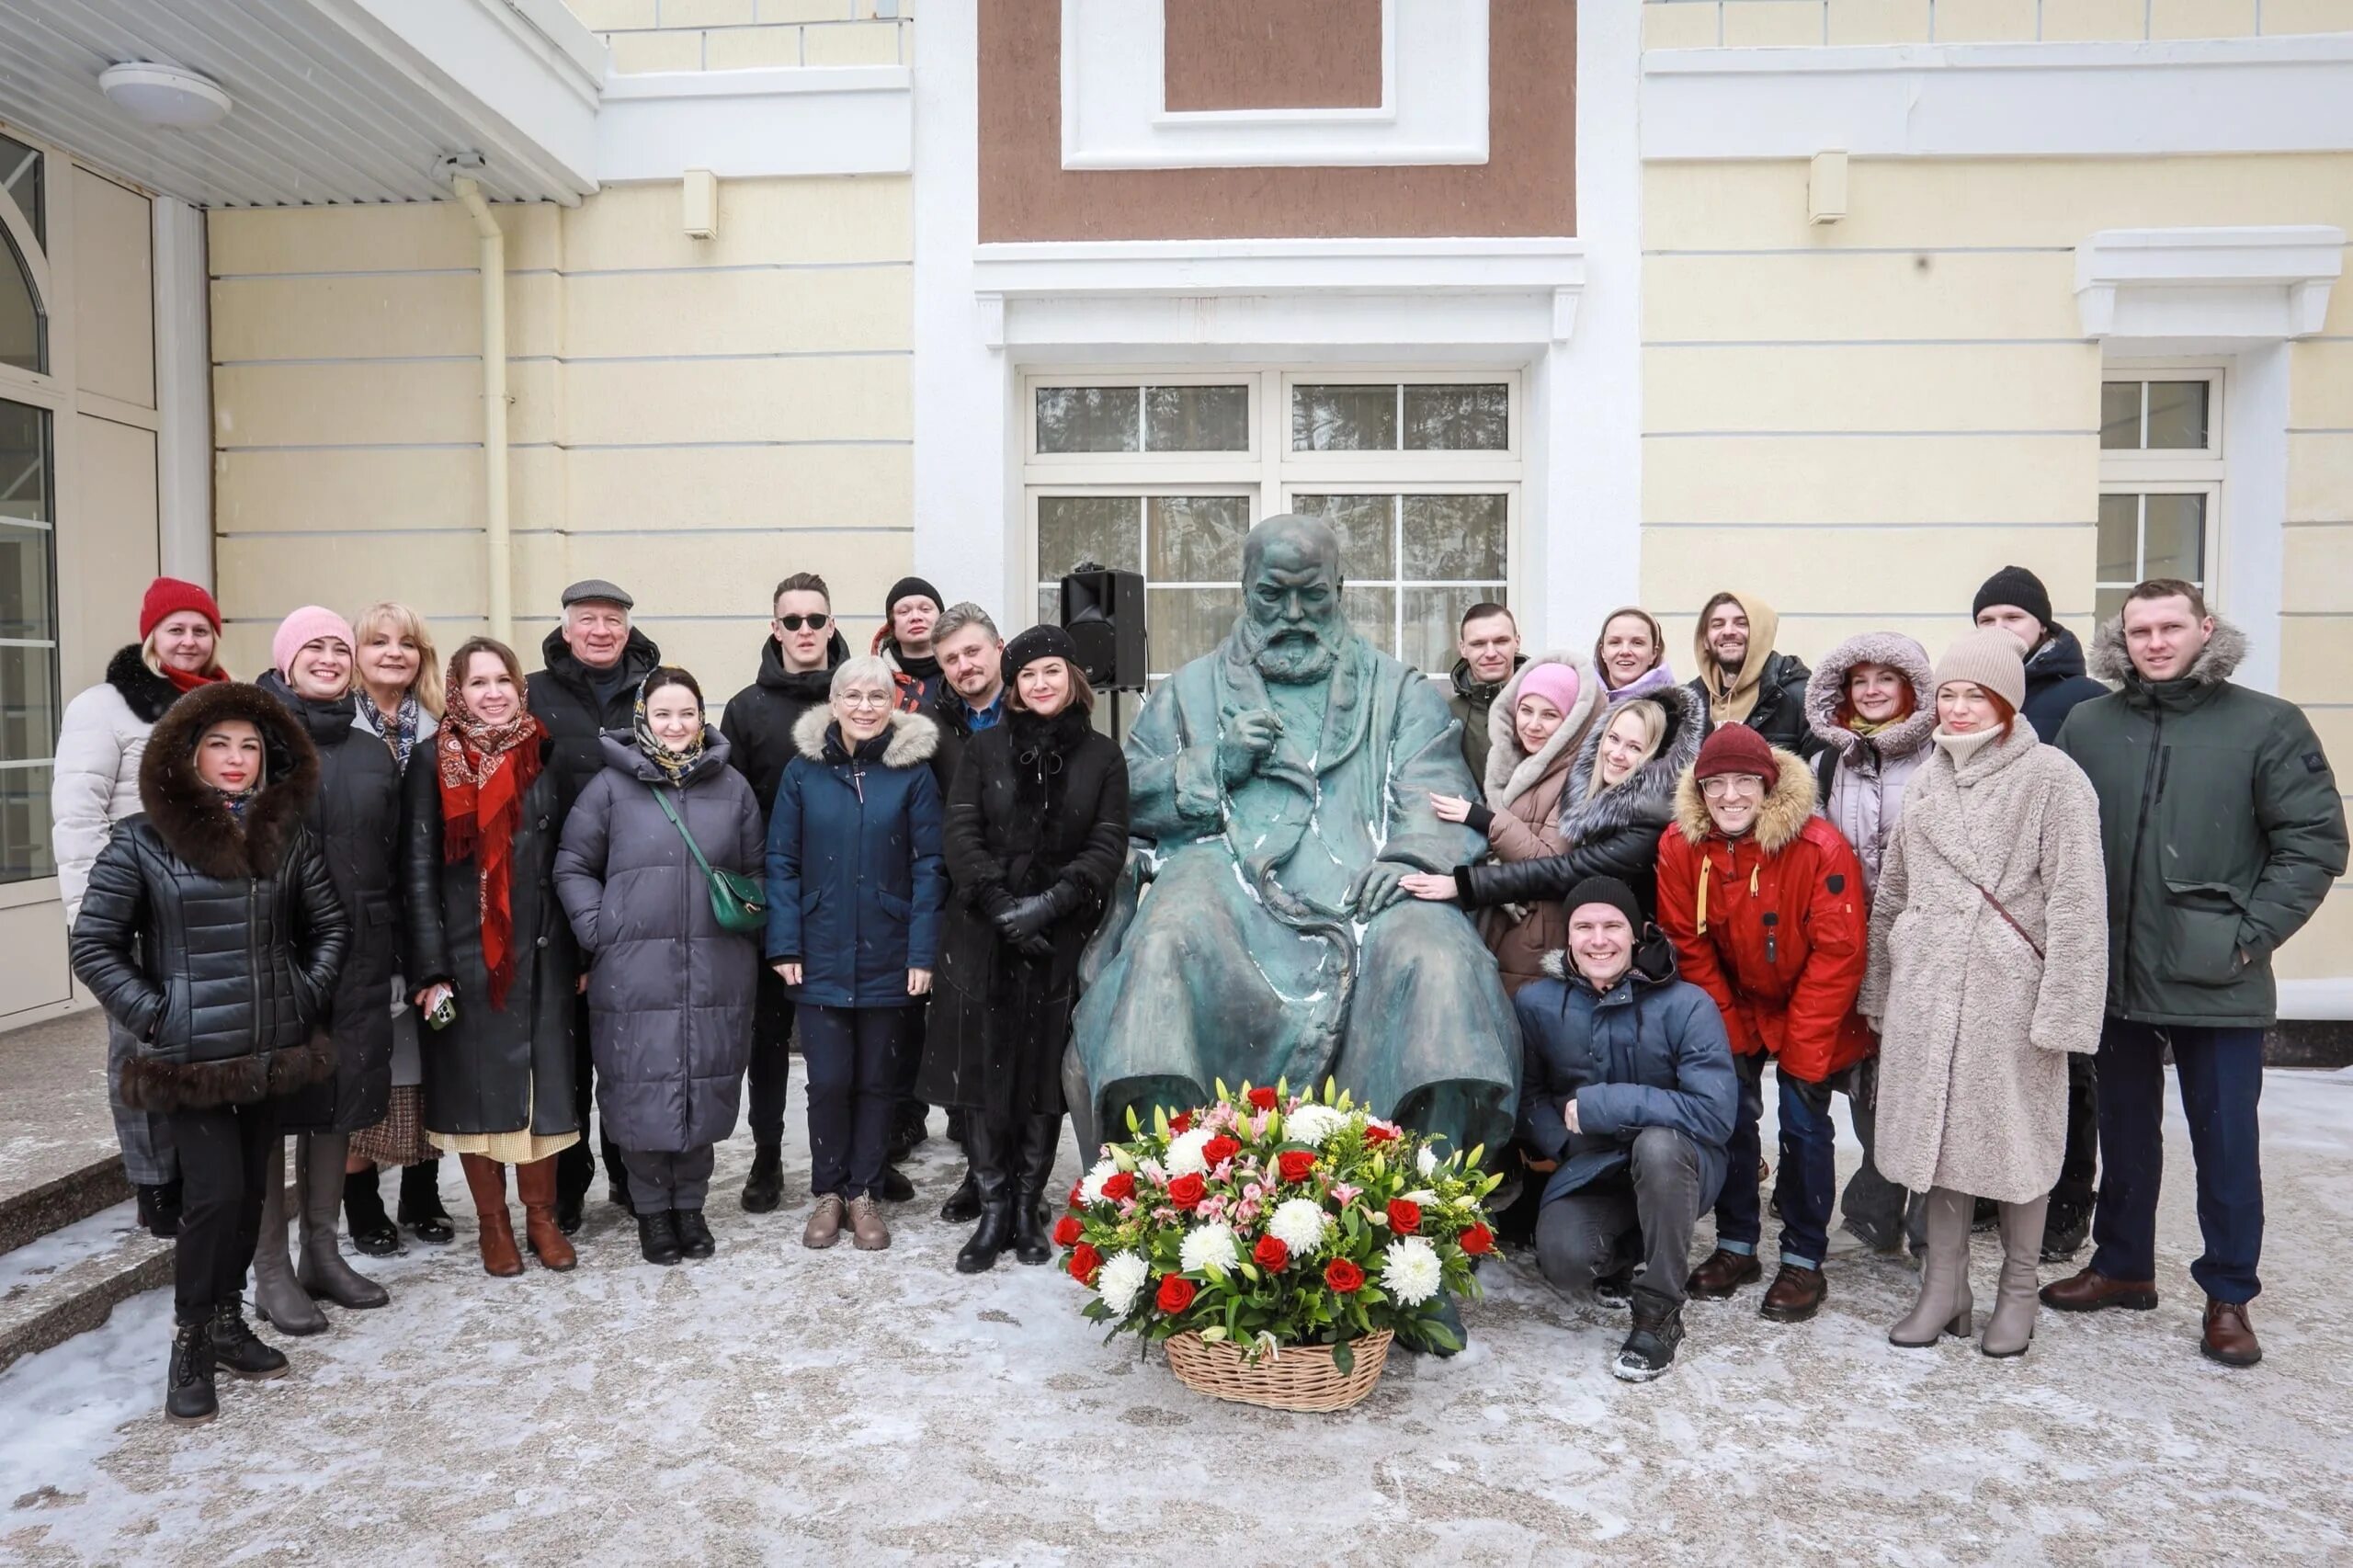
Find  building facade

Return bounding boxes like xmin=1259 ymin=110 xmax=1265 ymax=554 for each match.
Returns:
xmin=0 ymin=0 xmax=2343 ymax=1036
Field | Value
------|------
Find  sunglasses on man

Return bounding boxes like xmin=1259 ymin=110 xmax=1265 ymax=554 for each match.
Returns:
xmin=774 ymin=613 xmax=832 ymax=631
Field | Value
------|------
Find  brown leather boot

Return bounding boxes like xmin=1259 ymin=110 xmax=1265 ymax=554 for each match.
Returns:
xmin=515 ymin=1156 xmax=577 ymax=1272
xmin=2201 ymin=1299 xmax=2262 ymax=1367
xmin=1685 ymin=1247 xmax=1762 ymax=1300
xmin=460 ymin=1154 xmax=523 ymax=1278
xmin=1760 ymin=1263 xmax=1827 ymax=1323
xmin=2039 ymin=1267 xmax=2157 ymax=1312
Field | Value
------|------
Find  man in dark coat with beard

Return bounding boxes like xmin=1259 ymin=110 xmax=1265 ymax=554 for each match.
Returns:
xmin=720 ymin=573 xmax=847 ymax=1213
xmin=527 ymin=578 xmax=661 ymax=1229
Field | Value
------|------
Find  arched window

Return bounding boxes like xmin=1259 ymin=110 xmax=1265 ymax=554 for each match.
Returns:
xmin=0 ymin=130 xmax=45 ymax=376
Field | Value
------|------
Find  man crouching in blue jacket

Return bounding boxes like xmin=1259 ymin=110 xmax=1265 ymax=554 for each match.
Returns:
xmin=1515 ymin=876 xmax=1738 ymax=1381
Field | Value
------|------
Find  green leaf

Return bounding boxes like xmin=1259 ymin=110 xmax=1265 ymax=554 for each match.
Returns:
xmin=1332 ymin=1338 xmax=1355 ymax=1376
xmin=1419 ymin=1318 xmax=1464 ymax=1352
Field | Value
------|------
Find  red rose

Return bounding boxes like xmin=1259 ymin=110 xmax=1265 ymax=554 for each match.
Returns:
xmin=1203 ymin=1135 xmax=1242 ymax=1167
xmin=1324 ymin=1257 xmax=1366 ymax=1292
xmin=1461 ymin=1223 xmax=1495 ymax=1256
xmin=1277 ymin=1150 xmax=1316 ymax=1185
xmin=1052 ymin=1215 xmax=1083 ymax=1247
xmin=1247 ymin=1085 xmax=1279 ymax=1111
xmin=1387 ymin=1199 xmax=1423 ymax=1234
xmin=1253 ymin=1234 xmax=1290 ymax=1271
xmin=1169 ymin=1111 xmax=1193 ymax=1134
xmin=1167 ymin=1173 xmax=1207 ymax=1210
xmin=1156 ymin=1276 xmax=1199 ymax=1313
xmin=1067 ymin=1181 xmax=1085 ymax=1210
xmin=1363 ymin=1123 xmax=1399 ymax=1145
xmin=1103 ymin=1171 xmax=1137 ymax=1201
xmin=1068 ymin=1243 xmax=1102 ymax=1285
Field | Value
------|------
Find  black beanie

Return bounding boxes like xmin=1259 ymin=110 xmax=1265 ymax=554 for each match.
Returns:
xmin=885 ymin=576 xmax=943 ymax=619
xmin=1002 ymin=623 xmax=1080 ymax=688
xmin=1972 ymin=565 xmax=2053 ymax=632
xmin=1564 ymin=876 xmax=1644 ymax=934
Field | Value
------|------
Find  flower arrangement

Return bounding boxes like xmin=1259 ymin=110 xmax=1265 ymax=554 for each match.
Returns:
xmin=1058 ymin=1080 xmax=1501 ymax=1373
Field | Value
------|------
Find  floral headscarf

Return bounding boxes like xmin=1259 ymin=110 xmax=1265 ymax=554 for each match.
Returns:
xmin=355 ymin=687 xmax=424 ymax=770
xmin=631 ymin=671 xmax=708 ymax=787
xmin=435 ymin=653 xmax=545 ymax=1010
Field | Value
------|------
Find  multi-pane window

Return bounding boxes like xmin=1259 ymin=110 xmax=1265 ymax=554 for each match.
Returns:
xmin=1027 ymin=371 xmax=1518 ymax=683
xmin=0 ymin=131 xmax=42 ymax=377
xmin=0 ymin=132 xmax=53 ymax=885
xmin=2097 ymin=371 xmax=2222 ymax=627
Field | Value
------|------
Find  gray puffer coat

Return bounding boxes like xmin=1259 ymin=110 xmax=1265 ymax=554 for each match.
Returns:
xmin=553 ymin=731 xmax=763 ymax=1154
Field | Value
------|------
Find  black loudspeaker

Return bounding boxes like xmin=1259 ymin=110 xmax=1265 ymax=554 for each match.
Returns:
xmin=1059 ymin=564 xmax=1147 ymax=691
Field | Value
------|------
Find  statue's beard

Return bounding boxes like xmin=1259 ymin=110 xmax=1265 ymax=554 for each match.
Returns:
xmin=1240 ymin=617 xmax=1346 ymax=684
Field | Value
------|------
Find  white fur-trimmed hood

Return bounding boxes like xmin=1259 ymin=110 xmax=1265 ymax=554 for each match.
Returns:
xmin=1482 ymin=650 xmax=1604 ymax=812
xmin=790 ymin=704 xmax=939 ymax=767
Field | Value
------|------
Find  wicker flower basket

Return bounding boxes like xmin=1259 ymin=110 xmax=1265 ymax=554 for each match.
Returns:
xmin=1162 ymin=1330 xmax=1393 ymax=1413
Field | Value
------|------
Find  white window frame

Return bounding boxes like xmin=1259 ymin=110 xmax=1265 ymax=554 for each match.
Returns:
xmin=1019 ymin=366 xmax=1522 ymax=681
xmin=2097 ymin=362 xmax=2225 ymax=619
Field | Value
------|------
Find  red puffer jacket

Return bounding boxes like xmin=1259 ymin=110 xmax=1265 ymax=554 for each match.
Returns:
xmin=1654 ymin=746 xmax=1875 ymax=1085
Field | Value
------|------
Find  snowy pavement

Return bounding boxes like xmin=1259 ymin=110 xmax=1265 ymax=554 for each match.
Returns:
xmin=3 ymin=1069 xmax=2350 ymax=1567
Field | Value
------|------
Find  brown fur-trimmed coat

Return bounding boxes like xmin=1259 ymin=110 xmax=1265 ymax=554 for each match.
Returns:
xmin=68 ymin=681 xmax=349 ymax=1112
xmin=1859 ymin=722 xmax=2108 ymax=1202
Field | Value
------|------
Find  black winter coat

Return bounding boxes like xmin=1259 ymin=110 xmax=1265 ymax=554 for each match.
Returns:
xmin=924 ymin=685 xmax=1006 ymax=799
xmin=919 ymin=708 xmax=1130 ymax=1119
xmin=69 ymin=682 xmax=349 ymax=1113
xmin=556 ymin=732 xmax=763 ymax=1153
xmin=259 ymin=672 xmax=401 ymax=1134
xmin=1456 ymin=681 xmax=1703 ymax=920
xmin=527 ymin=626 xmax=663 ymax=830
xmin=719 ymin=629 xmax=847 ymax=826
xmin=399 ymin=735 xmax=579 ymax=1138
xmin=2020 ymin=624 xmax=2109 ymax=743
xmin=1687 ymin=651 xmax=1818 ymax=757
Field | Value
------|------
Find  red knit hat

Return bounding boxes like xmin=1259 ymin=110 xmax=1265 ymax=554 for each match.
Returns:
xmin=140 ymin=577 xmax=222 ymax=640
xmin=1692 ymin=722 xmax=1777 ymax=783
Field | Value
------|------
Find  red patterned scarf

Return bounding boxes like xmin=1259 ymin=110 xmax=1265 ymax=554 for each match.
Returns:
xmin=165 ymin=664 xmax=228 ymax=696
xmin=437 ymin=684 xmax=545 ymax=1011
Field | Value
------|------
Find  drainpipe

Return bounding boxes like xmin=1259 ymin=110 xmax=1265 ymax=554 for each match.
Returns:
xmin=448 ymin=171 xmax=512 ymax=646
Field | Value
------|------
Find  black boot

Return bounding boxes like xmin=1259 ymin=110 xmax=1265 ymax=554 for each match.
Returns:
xmin=138 ymin=1180 xmax=183 ymax=1240
xmin=1012 ymin=1115 xmax=1062 ymax=1266
xmin=397 ymin=1158 xmax=455 ymax=1244
xmin=343 ymin=1164 xmax=402 ymax=1257
xmin=675 ymin=1209 xmax=715 ymax=1259
xmin=1612 ymin=1293 xmax=1686 ymax=1382
xmin=165 ymin=1318 xmax=217 ymax=1426
xmin=938 ymin=1165 xmax=981 ymax=1224
xmin=209 ymin=1301 xmax=290 ymax=1381
xmin=637 ymin=1210 xmax=683 ymax=1266
xmin=955 ymin=1120 xmax=1015 ymax=1275
xmin=879 ymin=1164 xmax=915 ymax=1204
xmin=741 ymin=1142 xmax=785 ymax=1214
xmin=888 ymin=1101 xmax=929 ymax=1164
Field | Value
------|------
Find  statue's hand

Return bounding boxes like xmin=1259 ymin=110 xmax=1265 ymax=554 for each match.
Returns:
xmin=1216 ymin=708 xmax=1284 ymax=786
xmin=1350 ymin=859 xmax=1415 ymax=916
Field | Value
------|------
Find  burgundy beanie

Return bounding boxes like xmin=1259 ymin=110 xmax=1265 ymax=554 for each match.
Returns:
xmin=141 ymin=577 xmax=222 ymax=641
xmin=1691 ymin=722 xmax=1777 ymax=782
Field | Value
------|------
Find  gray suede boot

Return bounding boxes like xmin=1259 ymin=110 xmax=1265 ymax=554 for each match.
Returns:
xmin=294 ymin=1132 xmax=390 ymax=1311
xmin=252 ymin=1138 xmax=327 ymax=1336
xmin=1981 ymin=1196 xmax=2047 ymax=1358
xmin=1889 ymin=1186 xmax=1973 ymax=1346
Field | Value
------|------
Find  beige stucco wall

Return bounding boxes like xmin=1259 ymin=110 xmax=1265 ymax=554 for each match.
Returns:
xmin=1638 ymin=150 xmax=2353 ymax=982
xmin=208 ymin=174 xmax=914 ymax=701
xmin=564 ymin=0 xmax=909 ymax=73
xmin=1642 ymin=0 xmax=2353 ymax=48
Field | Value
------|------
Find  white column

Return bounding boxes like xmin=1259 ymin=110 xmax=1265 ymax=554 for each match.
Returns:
xmin=150 ymin=196 xmax=213 ymax=587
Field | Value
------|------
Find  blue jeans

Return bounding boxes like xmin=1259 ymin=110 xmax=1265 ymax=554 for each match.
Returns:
xmin=2088 ymin=1019 xmax=2265 ymax=1303
xmin=1712 ymin=1051 xmax=1837 ymax=1271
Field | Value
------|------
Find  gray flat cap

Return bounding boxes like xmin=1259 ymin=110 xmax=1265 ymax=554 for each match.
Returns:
xmin=561 ymin=578 xmax=633 ymax=609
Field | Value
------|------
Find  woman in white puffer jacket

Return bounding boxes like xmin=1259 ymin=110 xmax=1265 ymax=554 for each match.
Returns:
xmin=51 ymin=577 xmax=229 ymax=1236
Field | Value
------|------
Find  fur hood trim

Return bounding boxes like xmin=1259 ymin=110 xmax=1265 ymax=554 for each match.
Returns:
xmin=106 ymin=643 xmax=187 ymax=725
xmin=1673 ymin=744 xmax=1816 ymax=852
xmin=790 ymin=704 xmax=940 ymax=767
xmin=1483 ymin=651 xmax=1604 ymax=811
xmin=2089 ymin=612 xmax=2247 ymax=687
xmin=1557 ymin=680 xmax=1701 ymax=845
xmin=138 ymin=681 xmax=320 ymax=881
xmin=1803 ymin=631 xmax=1938 ymax=763
xmin=118 ymin=1035 xmax=335 ymax=1113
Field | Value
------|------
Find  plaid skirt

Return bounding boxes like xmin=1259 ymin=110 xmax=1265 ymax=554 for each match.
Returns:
xmin=348 ymin=1084 xmax=434 ymax=1166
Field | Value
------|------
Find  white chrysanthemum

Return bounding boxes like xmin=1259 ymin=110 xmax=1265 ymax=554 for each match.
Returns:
xmin=1164 ymin=1128 xmax=1214 ymax=1176
xmin=1179 ymin=1222 xmax=1238 ymax=1274
xmin=1267 ymin=1199 xmax=1329 ymax=1255
xmin=1078 ymin=1157 xmax=1119 ymax=1206
xmin=1381 ymin=1236 xmax=1443 ymax=1306
xmin=1283 ymin=1105 xmax=1346 ymax=1147
xmin=1097 ymin=1251 xmax=1150 ymax=1314
xmin=1415 ymin=1145 xmax=1438 ymax=1177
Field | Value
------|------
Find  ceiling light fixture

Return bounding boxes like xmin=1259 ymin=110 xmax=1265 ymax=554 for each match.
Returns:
xmin=98 ymin=63 xmax=232 ymax=131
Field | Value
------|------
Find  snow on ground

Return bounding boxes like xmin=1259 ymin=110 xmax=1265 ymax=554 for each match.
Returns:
xmin=3 ymin=1069 xmax=2350 ymax=1567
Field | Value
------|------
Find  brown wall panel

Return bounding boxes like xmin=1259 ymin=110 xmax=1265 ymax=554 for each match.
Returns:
xmin=980 ymin=0 xmax=1575 ymax=242
xmin=1165 ymin=0 xmax=1383 ymax=111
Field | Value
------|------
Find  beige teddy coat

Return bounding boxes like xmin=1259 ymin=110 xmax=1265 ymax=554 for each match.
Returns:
xmin=1859 ymin=722 xmax=2109 ymax=1202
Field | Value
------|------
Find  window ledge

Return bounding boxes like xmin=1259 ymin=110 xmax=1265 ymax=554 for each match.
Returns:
xmin=2075 ymin=225 xmax=2346 ymax=346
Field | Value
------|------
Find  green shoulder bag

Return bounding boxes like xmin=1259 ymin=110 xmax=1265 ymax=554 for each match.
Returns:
xmin=651 ymin=786 xmax=767 ymax=937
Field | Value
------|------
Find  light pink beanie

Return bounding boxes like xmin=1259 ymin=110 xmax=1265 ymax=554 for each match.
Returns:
xmin=1516 ymin=661 xmax=1583 ymax=721
xmin=273 ymin=605 xmax=357 ymax=678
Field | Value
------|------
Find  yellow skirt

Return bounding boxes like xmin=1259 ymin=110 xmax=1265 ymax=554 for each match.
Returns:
xmin=427 ymin=1079 xmax=579 ymax=1166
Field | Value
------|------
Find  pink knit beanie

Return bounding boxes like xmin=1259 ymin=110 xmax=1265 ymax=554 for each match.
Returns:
xmin=273 ymin=605 xmax=357 ymax=678
xmin=1515 ymin=662 xmax=1582 ymax=721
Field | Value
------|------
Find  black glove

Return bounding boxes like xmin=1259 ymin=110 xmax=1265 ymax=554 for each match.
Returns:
xmin=1016 ymin=931 xmax=1054 ymax=961
xmin=998 ymin=892 xmax=1057 ymax=944
xmin=976 ymin=884 xmax=1018 ymax=924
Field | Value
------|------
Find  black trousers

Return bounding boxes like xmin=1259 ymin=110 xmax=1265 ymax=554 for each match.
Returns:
xmin=2052 ymin=1050 xmax=2099 ymax=1212
xmin=557 ymin=993 xmax=623 ymax=1201
xmin=746 ymin=963 xmax=797 ymax=1148
xmin=166 ymin=1099 xmax=278 ymax=1324
xmin=800 ymin=1005 xmax=907 ymax=1199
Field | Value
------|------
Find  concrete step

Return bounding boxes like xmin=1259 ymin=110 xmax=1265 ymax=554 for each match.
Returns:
xmin=0 ymin=1008 xmax=129 ymax=1258
xmin=0 ymin=1199 xmax=171 ymax=1375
